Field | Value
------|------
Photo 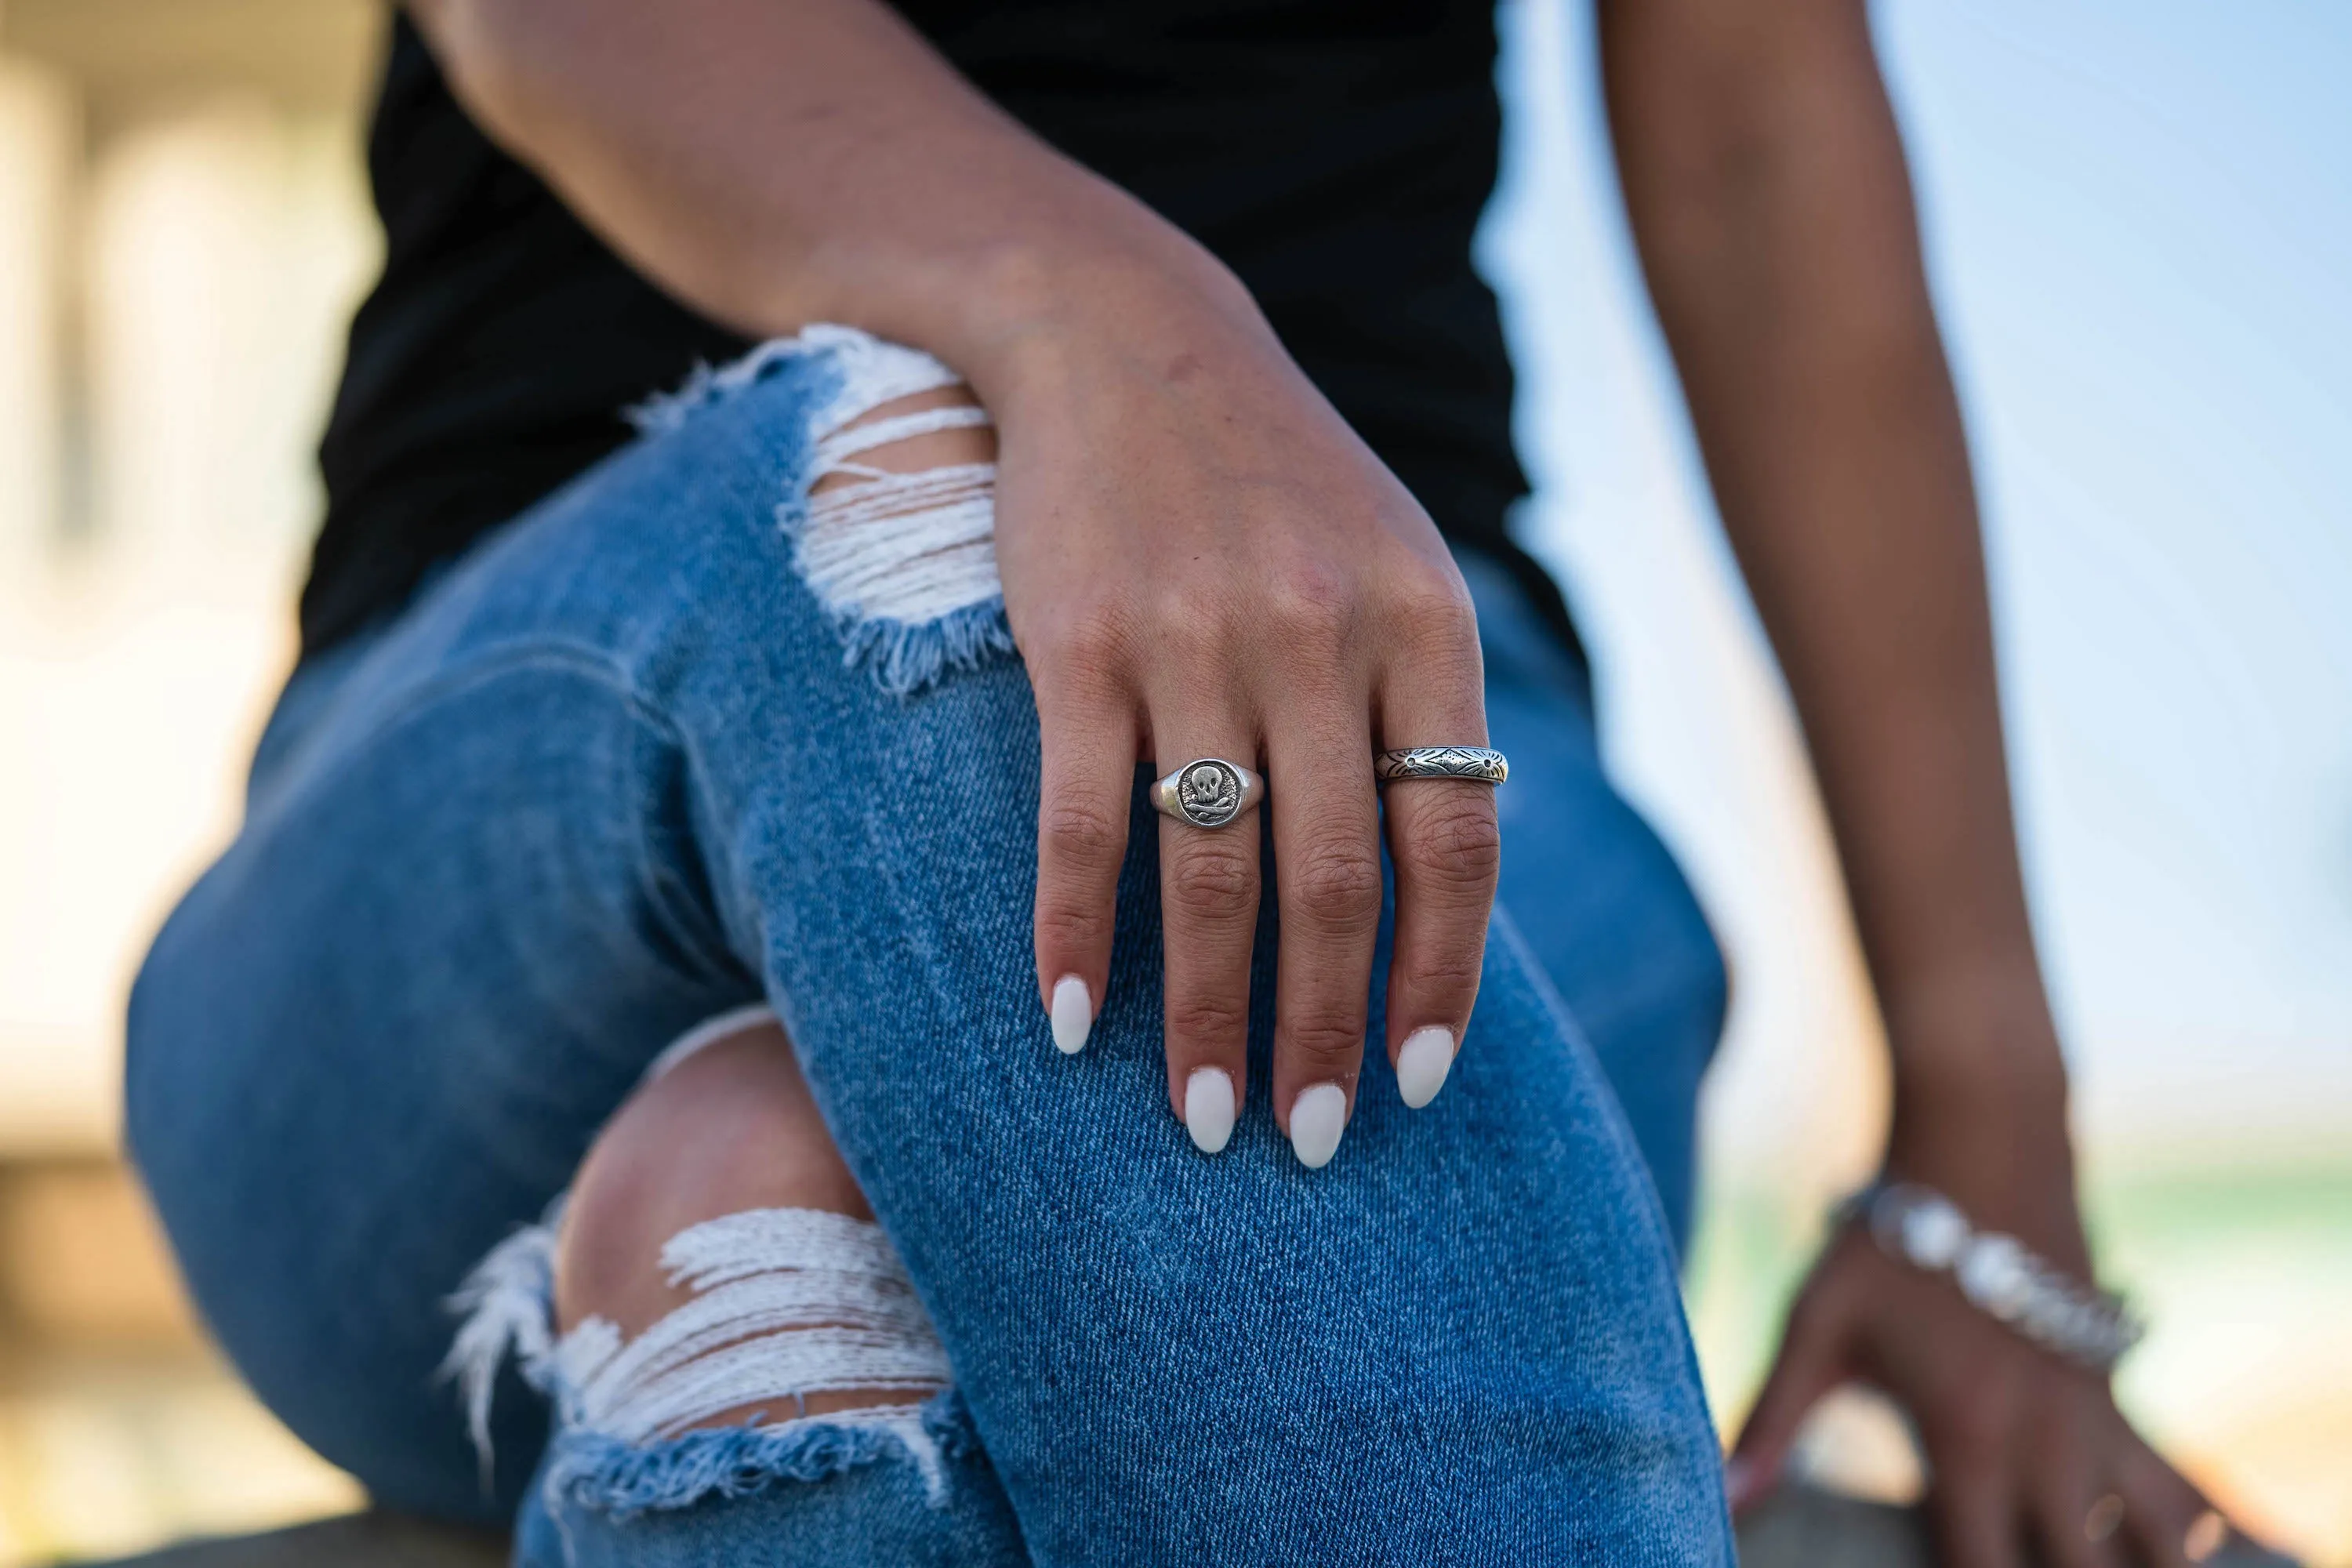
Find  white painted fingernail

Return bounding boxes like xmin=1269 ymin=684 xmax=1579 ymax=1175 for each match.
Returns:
xmin=1049 ymin=975 xmax=1092 ymax=1054
xmin=1184 ymin=1069 xmax=1236 ymax=1154
xmin=1396 ymin=1026 xmax=1457 ymax=1109
xmin=1288 ymin=1083 xmax=1348 ymax=1169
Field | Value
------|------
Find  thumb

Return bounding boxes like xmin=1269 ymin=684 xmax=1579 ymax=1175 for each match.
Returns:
xmin=1726 ymin=1287 xmax=1852 ymax=1515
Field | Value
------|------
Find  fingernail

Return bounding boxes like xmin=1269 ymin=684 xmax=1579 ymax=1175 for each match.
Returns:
xmin=1049 ymin=975 xmax=1092 ymax=1054
xmin=1288 ymin=1083 xmax=1348 ymax=1169
xmin=1184 ymin=1068 xmax=1236 ymax=1154
xmin=1396 ymin=1025 xmax=1457 ymax=1109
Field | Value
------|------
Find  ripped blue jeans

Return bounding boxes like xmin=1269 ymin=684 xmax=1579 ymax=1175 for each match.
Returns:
xmin=127 ymin=329 xmax=1732 ymax=1564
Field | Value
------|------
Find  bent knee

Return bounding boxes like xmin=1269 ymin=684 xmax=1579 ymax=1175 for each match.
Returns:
xmin=554 ymin=1011 xmax=873 ymax=1338
xmin=445 ymin=1007 xmax=962 ymax=1521
xmin=539 ymin=1008 xmax=945 ymax=1446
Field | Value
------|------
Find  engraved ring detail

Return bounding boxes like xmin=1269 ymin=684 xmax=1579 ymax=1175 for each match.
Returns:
xmin=1150 ymin=758 xmax=1265 ymax=829
xmin=1374 ymin=746 xmax=1509 ymax=786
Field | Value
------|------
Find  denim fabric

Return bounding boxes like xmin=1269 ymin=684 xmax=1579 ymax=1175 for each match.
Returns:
xmin=128 ymin=338 xmax=1733 ymax=1564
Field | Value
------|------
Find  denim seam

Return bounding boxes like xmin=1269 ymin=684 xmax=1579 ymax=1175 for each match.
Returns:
xmin=1491 ymin=903 xmax=1736 ymax=1566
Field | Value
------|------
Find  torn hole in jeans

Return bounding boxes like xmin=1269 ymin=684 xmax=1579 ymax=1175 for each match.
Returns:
xmin=443 ymin=1202 xmax=965 ymax=1518
xmin=632 ymin=325 xmax=1013 ymax=696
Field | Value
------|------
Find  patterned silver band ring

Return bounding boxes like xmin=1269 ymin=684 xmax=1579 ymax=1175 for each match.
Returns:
xmin=1375 ymin=746 xmax=1508 ymax=786
xmin=1150 ymin=757 xmax=1265 ymax=829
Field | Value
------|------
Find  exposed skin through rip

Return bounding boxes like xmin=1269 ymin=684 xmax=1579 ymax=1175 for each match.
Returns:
xmin=554 ymin=1017 xmax=931 ymax=1429
xmin=809 ymin=385 xmax=997 ymax=499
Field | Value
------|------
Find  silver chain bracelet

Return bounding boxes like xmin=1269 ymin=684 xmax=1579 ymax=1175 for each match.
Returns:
xmin=1835 ymin=1181 xmax=2146 ymax=1375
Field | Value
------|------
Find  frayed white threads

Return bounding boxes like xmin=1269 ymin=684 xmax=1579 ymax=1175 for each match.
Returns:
xmin=628 ymin=325 xmax=1011 ymax=695
xmin=797 ymin=336 xmax=1001 ymax=631
xmin=440 ymin=1197 xmax=565 ymax=1479
xmin=555 ymin=1211 xmax=947 ymax=1439
xmin=564 ymin=1207 xmax=951 ymax=1499
xmin=626 ymin=325 xmax=956 ymax=439
xmin=445 ymin=1200 xmax=956 ymax=1504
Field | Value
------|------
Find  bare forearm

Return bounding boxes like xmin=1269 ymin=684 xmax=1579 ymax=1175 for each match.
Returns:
xmin=1602 ymin=2 xmax=2070 ymax=1152
xmin=405 ymin=0 xmax=1254 ymax=388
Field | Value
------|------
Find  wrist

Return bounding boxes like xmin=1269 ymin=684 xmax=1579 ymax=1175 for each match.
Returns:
xmin=947 ymin=227 xmax=1273 ymax=402
xmin=800 ymin=171 xmax=1266 ymax=400
xmin=1879 ymin=948 xmax=2067 ymax=1107
xmin=1875 ymin=961 xmax=2089 ymax=1268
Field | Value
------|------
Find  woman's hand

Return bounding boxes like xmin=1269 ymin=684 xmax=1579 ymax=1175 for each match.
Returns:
xmin=1732 ymin=1228 xmax=2230 ymax=1568
xmin=421 ymin=0 xmax=1501 ymax=1162
xmin=414 ymin=0 xmax=1496 ymax=1163
xmin=1727 ymin=1071 xmax=2238 ymax=1568
xmin=971 ymin=264 xmax=1499 ymax=1165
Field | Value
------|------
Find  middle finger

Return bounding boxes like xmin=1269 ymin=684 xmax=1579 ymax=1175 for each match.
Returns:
xmin=1151 ymin=710 xmax=1266 ymax=1158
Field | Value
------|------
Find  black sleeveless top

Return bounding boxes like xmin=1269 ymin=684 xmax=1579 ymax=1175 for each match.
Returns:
xmin=305 ymin=3 xmax=1578 ymax=661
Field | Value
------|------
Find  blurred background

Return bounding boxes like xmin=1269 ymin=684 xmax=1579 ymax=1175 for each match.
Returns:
xmin=0 ymin=0 xmax=2344 ymax=1562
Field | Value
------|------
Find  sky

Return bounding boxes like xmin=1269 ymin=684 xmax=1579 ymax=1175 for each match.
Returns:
xmin=1480 ymin=0 xmax=2352 ymax=1159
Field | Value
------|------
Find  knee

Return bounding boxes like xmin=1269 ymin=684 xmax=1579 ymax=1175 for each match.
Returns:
xmin=553 ymin=1011 xmax=872 ymax=1339
xmin=543 ymin=1010 xmax=947 ymax=1438
xmin=643 ymin=328 xmax=1014 ymax=697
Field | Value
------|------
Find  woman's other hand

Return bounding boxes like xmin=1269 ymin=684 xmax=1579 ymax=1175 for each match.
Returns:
xmin=1732 ymin=1229 xmax=2234 ymax=1568
xmin=1726 ymin=1051 xmax=2241 ymax=1568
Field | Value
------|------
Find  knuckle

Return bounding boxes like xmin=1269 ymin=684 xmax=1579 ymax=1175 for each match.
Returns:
xmin=1400 ymin=941 xmax=1484 ymax=1000
xmin=1149 ymin=584 xmax=1239 ymax=666
xmin=1399 ymin=791 xmax=1501 ymax=887
xmin=1166 ymin=990 xmax=1250 ymax=1046
xmin=1288 ymin=839 xmax=1385 ymax=931
xmin=1034 ymin=901 xmax=1111 ymax=958
xmin=1265 ymin=559 xmax=1358 ymax=645
xmin=1039 ymin=598 xmax=1136 ymax=674
xmin=1283 ymin=1016 xmax=1366 ymax=1073
xmin=1040 ymin=794 xmax=1126 ymax=871
xmin=1388 ymin=567 xmax=1477 ymax=651
xmin=1165 ymin=840 xmax=1258 ymax=923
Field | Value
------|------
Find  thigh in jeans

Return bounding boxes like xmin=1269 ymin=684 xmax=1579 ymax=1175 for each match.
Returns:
xmin=129 ymin=330 xmax=1733 ymax=1565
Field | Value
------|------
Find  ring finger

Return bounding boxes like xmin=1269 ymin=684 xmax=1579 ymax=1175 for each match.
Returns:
xmin=1263 ymin=691 xmax=1385 ymax=1170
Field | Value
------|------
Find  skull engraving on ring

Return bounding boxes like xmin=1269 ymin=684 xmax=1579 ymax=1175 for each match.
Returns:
xmin=1177 ymin=760 xmax=1244 ymax=826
